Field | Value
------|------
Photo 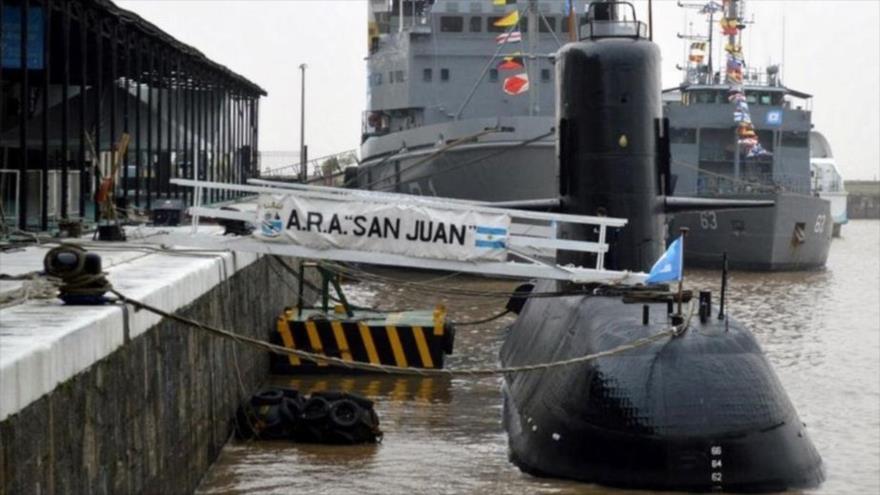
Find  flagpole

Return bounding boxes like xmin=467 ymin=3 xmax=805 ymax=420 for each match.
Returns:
xmin=677 ymin=227 xmax=689 ymax=315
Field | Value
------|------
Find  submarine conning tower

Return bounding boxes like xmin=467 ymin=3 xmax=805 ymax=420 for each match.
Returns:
xmin=501 ymin=2 xmax=825 ymax=492
xmin=556 ymin=2 xmax=666 ymax=272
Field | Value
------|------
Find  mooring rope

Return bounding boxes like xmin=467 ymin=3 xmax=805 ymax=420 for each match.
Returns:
xmin=110 ymin=287 xmax=690 ymax=377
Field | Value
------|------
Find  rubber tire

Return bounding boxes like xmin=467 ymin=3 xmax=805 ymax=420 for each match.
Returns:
xmin=275 ymin=387 xmax=302 ymax=402
xmin=280 ymin=397 xmax=303 ymax=425
xmin=302 ymin=396 xmax=331 ymax=422
xmin=313 ymin=390 xmax=374 ymax=409
xmin=251 ymin=389 xmax=284 ymax=406
xmin=260 ymin=404 xmax=288 ymax=440
xmin=329 ymin=399 xmax=363 ymax=429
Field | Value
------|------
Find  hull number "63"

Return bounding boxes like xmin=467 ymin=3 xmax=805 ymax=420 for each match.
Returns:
xmin=700 ymin=211 xmax=718 ymax=230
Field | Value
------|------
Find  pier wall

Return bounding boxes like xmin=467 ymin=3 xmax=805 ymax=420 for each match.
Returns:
xmin=845 ymin=180 xmax=880 ymax=219
xmin=0 ymin=251 xmax=310 ymax=495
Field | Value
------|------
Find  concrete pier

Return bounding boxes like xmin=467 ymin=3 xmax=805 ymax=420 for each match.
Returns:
xmin=0 ymin=239 xmax=308 ymax=494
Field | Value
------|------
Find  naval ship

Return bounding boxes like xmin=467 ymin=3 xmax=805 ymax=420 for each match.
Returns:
xmin=663 ymin=1 xmax=831 ymax=270
xmin=357 ymin=0 xmax=581 ymax=201
xmin=356 ymin=0 xmax=831 ymax=271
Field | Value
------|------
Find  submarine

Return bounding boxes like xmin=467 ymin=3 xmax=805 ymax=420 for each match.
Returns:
xmin=499 ymin=2 xmax=825 ymax=492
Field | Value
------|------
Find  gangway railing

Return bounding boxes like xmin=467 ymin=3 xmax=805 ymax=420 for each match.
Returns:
xmin=164 ymin=178 xmax=647 ymax=285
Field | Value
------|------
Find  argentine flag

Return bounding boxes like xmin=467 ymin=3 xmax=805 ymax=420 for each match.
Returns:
xmin=646 ymin=236 xmax=683 ymax=284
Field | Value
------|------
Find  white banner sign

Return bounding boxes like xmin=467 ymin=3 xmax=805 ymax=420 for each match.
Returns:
xmin=255 ymin=194 xmax=511 ymax=262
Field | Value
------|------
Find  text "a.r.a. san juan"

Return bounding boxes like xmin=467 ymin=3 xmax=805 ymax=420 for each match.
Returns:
xmin=286 ymin=211 xmax=468 ymax=246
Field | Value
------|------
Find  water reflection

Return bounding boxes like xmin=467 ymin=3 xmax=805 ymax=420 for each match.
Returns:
xmin=198 ymin=221 xmax=879 ymax=495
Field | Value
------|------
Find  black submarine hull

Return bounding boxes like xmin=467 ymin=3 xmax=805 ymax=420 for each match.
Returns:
xmin=501 ymin=6 xmax=823 ymax=490
xmin=500 ymin=281 xmax=824 ymax=492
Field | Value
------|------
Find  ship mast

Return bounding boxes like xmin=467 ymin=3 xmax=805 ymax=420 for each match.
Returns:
xmin=727 ymin=0 xmax=742 ymax=181
xmin=527 ymin=0 xmax=538 ymax=116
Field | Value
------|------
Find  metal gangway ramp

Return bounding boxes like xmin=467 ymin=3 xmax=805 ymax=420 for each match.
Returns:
xmin=161 ymin=178 xmax=647 ymax=285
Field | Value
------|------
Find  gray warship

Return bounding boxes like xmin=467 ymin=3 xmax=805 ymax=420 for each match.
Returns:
xmin=356 ymin=0 xmax=831 ymax=271
xmin=663 ymin=1 xmax=831 ymax=270
xmin=357 ymin=0 xmax=576 ymax=201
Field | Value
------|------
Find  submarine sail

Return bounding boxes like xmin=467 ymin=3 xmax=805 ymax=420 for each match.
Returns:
xmin=500 ymin=2 xmax=824 ymax=491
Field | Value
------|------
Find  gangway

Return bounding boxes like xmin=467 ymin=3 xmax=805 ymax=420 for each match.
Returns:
xmin=161 ymin=178 xmax=647 ymax=285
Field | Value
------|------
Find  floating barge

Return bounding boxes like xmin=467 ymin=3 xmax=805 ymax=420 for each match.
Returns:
xmin=271 ymin=307 xmax=454 ymax=374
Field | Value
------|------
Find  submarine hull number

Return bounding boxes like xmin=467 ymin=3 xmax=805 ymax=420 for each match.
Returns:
xmin=700 ymin=211 xmax=718 ymax=230
xmin=254 ymin=193 xmax=511 ymax=262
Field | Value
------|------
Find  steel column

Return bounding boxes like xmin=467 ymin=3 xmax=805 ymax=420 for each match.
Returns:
xmin=109 ymin=20 xmax=117 ymax=211
xmin=172 ymin=57 xmax=180 ymax=198
xmin=254 ymin=97 xmax=260 ymax=179
xmin=78 ymin=6 xmax=87 ymax=217
xmin=122 ymin=30 xmax=131 ymax=205
xmin=93 ymin=15 xmax=102 ymax=222
xmin=134 ymin=36 xmax=141 ymax=208
xmin=18 ymin=0 xmax=29 ymax=229
xmin=40 ymin=0 xmax=50 ymax=230
xmin=156 ymin=49 xmax=164 ymax=199
xmin=184 ymin=69 xmax=191 ymax=204
xmin=165 ymin=55 xmax=173 ymax=198
xmin=61 ymin=0 xmax=70 ymax=219
xmin=146 ymin=43 xmax=153 ymax=209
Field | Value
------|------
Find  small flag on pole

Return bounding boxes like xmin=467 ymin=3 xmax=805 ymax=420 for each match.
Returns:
xmin=646 ymin=236 xmax=684 ymax=284
xmin=502 ymin=73 xmax=529 ymax=95
xmin=495 ymin=31 xmax=523 ymax=44
xmin=494 ymin=10 xmax=520 ymax=27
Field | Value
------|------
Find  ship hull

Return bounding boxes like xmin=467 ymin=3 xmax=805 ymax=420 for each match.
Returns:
xmin=358 ymin=141 xmax=556 ymax=202
xmin=819 ymin=191 xmax=848 ymax=237
xmin=669 ymin=192 xmax=832 ymax=270
xmin=500 ymin=281 xmax=825 ymax=492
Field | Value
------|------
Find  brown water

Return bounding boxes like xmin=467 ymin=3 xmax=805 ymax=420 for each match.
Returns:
xmin=197 ymin=220 xmax=879 ymax=495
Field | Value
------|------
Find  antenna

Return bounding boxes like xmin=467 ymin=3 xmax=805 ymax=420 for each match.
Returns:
xmin=781 ymin=10 xmax=786 ymax=84
xmin=676 ymin=1 xmax=721 ymax=84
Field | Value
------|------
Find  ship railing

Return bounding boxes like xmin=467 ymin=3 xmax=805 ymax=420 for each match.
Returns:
xmin=687 ymin=66 xmax=782 ymax=88
xmin=165 ymin=178 xmax=646 ymax=285
xmin=695 ymin=172 xmax=813 ymax=196
xmin=579 ymin=20 xmax=647 ymax=39
xmin=260 ymin=150 xmax=358 ymax=185
xmin=579 ymin=2 xmax=647 ymax=40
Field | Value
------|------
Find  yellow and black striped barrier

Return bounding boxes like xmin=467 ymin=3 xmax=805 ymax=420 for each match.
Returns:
xmin=270 ymin=306 xmax=455 ymax=374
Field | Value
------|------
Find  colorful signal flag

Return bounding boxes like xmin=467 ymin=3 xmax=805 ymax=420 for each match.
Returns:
xmin=496 ymin=31 xmax=522 ymax=44
xmin=502 ymin=74 xmax=529 ymax=95
xmin=494 ymin=10 xmax=520 ymax=27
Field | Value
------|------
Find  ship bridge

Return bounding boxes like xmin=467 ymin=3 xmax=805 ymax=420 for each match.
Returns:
xmin=363 ymin=0 xmax=590 ymax=141
xmin=663 ymin=78 xmax=815 ymax=197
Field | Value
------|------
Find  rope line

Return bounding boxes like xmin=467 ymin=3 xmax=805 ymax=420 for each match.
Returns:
xmin=110 ymin=288 xmax=688 ymax=377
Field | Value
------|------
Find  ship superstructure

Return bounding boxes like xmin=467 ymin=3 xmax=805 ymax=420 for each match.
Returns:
xmin=358 ymin=0 xmax=587 ymax=200
xmin=664 ymin=0 xmax=831 ymax=270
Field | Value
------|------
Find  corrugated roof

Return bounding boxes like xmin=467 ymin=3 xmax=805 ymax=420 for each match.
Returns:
xmin=89 ymin=0 xmax=267 ymax=96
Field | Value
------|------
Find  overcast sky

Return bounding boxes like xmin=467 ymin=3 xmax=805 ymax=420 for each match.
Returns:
xmin=117 ymin=0 xmax=879 ymax=180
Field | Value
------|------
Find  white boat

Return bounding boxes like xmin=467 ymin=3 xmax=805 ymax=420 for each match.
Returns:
xmin=810 ymin=131 xmax=848 ymax=237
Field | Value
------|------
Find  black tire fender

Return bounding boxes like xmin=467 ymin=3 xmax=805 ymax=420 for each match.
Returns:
xmin=280 ymin=397 xmax=303 ymax=425
xmin=302 ymin=396 xmax=331 ymax=422
xmin=329 ymin=399 xmax=363 ymax=429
